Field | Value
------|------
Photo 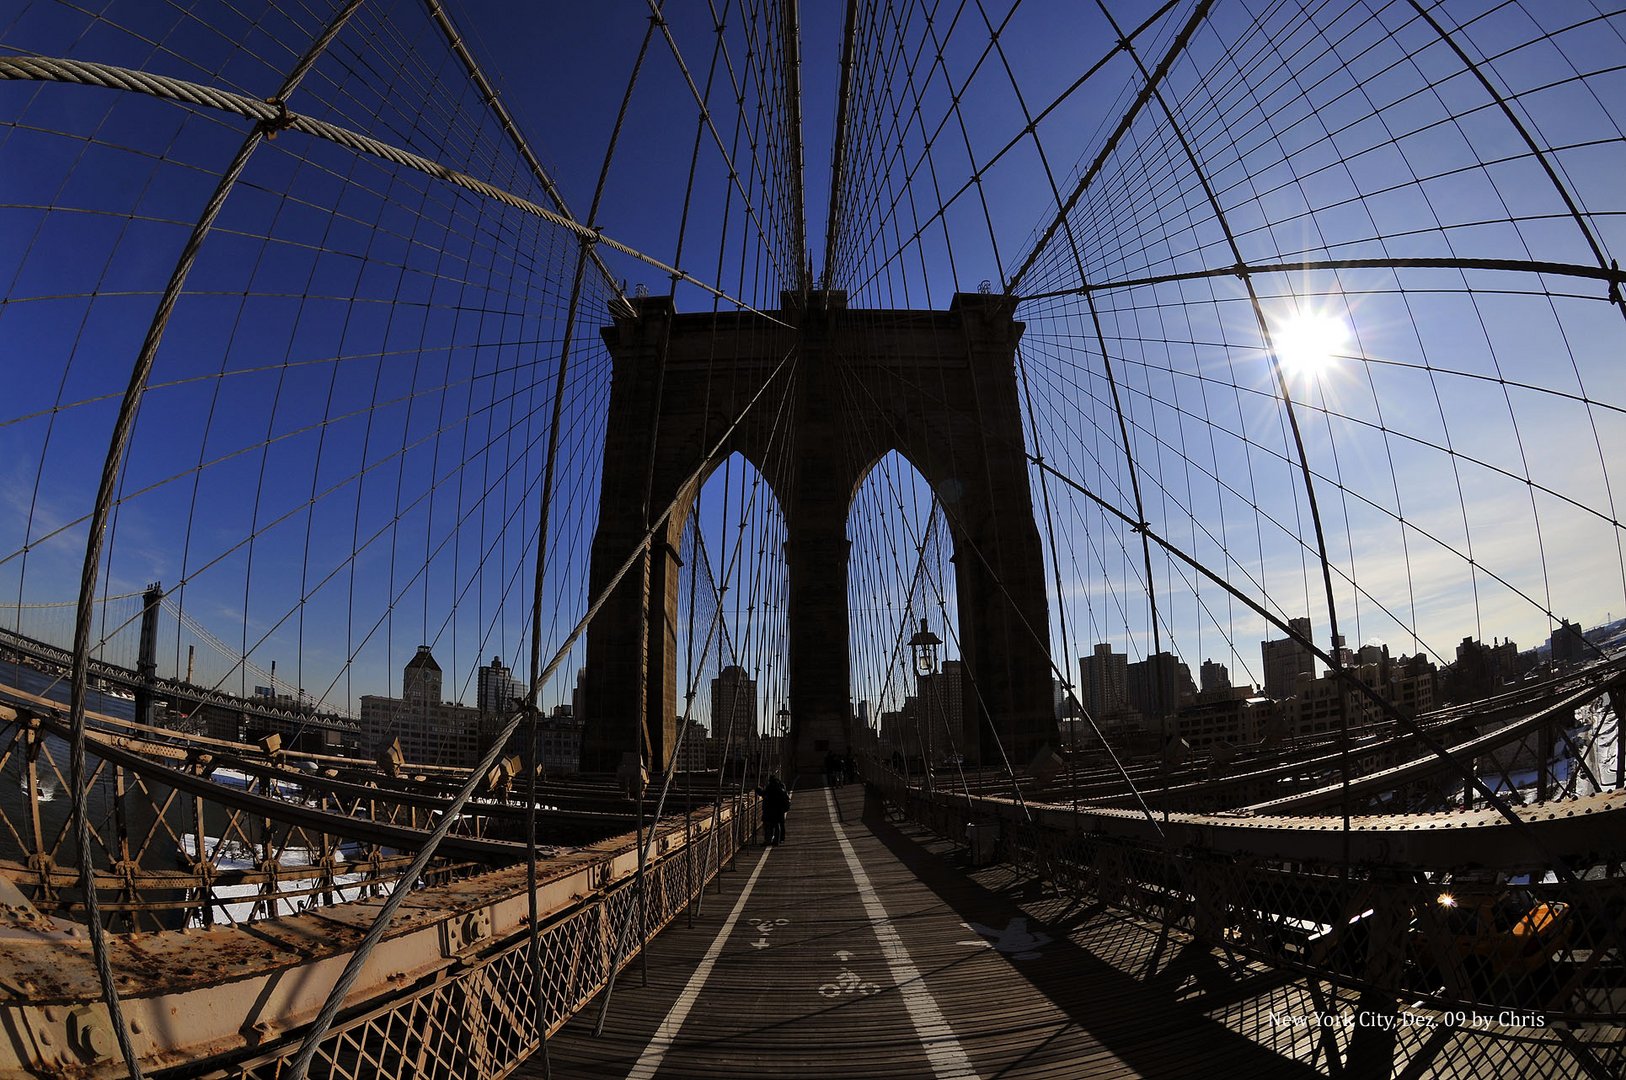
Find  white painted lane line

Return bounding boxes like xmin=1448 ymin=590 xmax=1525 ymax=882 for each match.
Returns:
xmin=826 ymin=789 xmax=980 ymax=1079
xmin=628 ymin=846 xmax=773 ymax=1080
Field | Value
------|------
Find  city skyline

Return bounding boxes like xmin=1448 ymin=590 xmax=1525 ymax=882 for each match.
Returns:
xmin=2 ymin=1 xmax=1622 ymax=740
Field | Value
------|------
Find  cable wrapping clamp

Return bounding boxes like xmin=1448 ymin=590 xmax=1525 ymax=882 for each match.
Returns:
xmin=260 ymin=97 xmax=293 ymax=137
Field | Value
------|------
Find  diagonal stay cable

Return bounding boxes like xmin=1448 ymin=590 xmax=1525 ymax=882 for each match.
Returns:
xmin=59 ymin=6 xmax=369 ymax=1078
xmin=1027 ymin=453 xmax=1586 ymax=886
xmin=832 ymin=342 xmax=1162 ymax=834
xmin=283 ymin=340 xmax=801 ymax=1079
xmin=1404 ymin=0 xmax=1624 ymax=323
xmin=872 ymin=500 xmax=942 ymax=747
xmin=593 ymin=521 xmax=733 ymax=1036
xmin=1003 ymin=0 xmax=1214 ymax=296
xmin=1093 ymin=0 xmax=1360 ymax=850
xmin=510 ymin=5 xmax=670 ymax=1066
xmin=422 ymin=0 xmax=628 ymax=312
xmin=0 ymin=55 xmax=790 ymax=327
xmin=643 ymin=1 xmax=797 ymax=290
xmin=987 ymin=0 xmax=1176 ymax=796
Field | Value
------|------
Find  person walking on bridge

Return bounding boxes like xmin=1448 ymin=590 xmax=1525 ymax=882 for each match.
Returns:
xmin=758 ymin=774 xmax=790 ymax=845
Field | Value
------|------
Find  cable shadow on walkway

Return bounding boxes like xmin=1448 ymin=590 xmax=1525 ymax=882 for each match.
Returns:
xmin=857 ymin=788 xmax=1330 ymax=1079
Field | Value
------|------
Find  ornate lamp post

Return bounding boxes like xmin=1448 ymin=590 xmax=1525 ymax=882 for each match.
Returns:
xmin=907 ymin=618 xmax=941 ymax=790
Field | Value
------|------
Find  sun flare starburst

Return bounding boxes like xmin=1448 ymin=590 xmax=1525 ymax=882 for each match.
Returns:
xmin=1271 ymin=310 xmax=1351 ymax=378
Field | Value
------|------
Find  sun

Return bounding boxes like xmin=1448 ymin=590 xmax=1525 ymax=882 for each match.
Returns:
xmin=1270 ymin=309 xmax=1350 ymax=378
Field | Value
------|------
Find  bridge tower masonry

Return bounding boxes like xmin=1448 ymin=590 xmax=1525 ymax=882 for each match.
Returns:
xmin=581 ymin=291 xmax=1057 ymax=777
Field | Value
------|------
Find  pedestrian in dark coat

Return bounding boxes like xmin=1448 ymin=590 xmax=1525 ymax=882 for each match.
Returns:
xmin=758 ymin=775 xmax=791 ymax=844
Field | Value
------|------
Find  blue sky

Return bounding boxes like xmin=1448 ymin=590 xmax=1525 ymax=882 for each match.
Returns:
xmin=1 ymin=0 xmax=1623 ymax=729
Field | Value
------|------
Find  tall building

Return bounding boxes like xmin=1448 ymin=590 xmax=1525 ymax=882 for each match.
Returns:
xmin=919 ymin=659 xmax=970 ymax=762
xmin=1445 ymin=636 xmax=1520 ymax=702
xmin=403 ymin=645 xmax=442 ymax=704
xmin=1261 ymin=617 xmax=1314 ymax=700
xmin=881 ymin=701 xmax=916 ymax=760
xmin=1288 ymin=663 xmax=1384 ymax=740
xmin=1390 ymin=653 xmax=1437 ymax=717
xmin=361 ymin=646 xmax=482 ymax=768
xmin=475 ymin=656 xmax=527 ymax=760
xmin=1489 ymin=638 xmax=1524 ymax=682
xmin=1079 ymin=643 xmax=1127 ymax=719
xmin=1550 ymin=619 xmax=1586 ymax=667
xmin=538 ymin=705 xmax=584 ymax=773
xmin=477 ymin=656 xmax=523 ymax=715
xmin=1200 ymin=659 xmax=1230 ymax=694
xmin=710 ymin=665 xmax=757 ymax=763
xmin=1356 ymin=642 xmax=1389 ymax=671
xmin=572 ymin=668 xmax=587 ymax=727
xmin=1176 ymin=687 xmax=1271 ymax=750
xmin=1126 ymin=651 xmax=1195 ymax=722
xmin=672 ymin=718 xmax=709 ymax=773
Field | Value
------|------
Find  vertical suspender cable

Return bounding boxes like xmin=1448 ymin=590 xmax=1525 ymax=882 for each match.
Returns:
xmin=63 ymin=6 xmax=366 ymax=1077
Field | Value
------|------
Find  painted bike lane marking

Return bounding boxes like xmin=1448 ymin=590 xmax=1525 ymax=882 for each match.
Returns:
xmin=826 ymin=789 xmax=980 ymax=1079
xmin=628 ymin=847 xmax=773 ymax=1079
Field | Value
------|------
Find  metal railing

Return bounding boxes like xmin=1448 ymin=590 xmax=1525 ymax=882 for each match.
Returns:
xmin=875 ymin=767 xmax=1626 ymax=1058
xmin=0 ymin=691 xmax=759 ymax=1077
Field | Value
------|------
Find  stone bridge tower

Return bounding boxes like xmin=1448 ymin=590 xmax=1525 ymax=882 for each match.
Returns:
xmin=580 ymin=291 xmax=1057 ymax=777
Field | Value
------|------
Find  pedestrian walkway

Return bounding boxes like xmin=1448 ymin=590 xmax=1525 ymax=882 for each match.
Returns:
xmin=533 ymin=782 xmax=1332 ymax=1079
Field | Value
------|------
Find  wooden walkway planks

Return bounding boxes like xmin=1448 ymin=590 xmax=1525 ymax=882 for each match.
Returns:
xmin=537 ymin=783 xmax=945 ymax=1079
xmin=526 ymin=783 xmax=1613 ymax=1078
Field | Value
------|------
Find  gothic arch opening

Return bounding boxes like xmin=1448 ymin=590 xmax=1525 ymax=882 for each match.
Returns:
xmin=584 ymin=292 xmax=1059 ymax=777
xmin=670 ymin=452 xmax=790 ymax=780
xmin=847 ymin=450 xmax=974 ymax=775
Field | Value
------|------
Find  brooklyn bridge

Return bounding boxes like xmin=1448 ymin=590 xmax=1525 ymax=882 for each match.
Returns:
xmin=1 ymin=1 xmax=1624 ymax=1076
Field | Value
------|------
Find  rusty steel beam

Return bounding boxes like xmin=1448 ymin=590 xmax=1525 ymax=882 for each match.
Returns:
xmin=878 ymin=769 xmax=1626 ymax=1038
xmin=0 ymin=798 xmax=752 ymax=1076
xmin=0 ymin=699 xmax=716 ymax=930
xmin=884 ymin=768 xmax=1626 ymax=873
xmin=1040 ymin=658 xmax=1620 ymax=814
xmin=23 ymin=710 xmax=524 ymax=862
xmin=1249 ymin=676 xmax=1612 ymax=814
xmin=1026 ymin=788 xmax=1626 ymax=868
xmin=1 ymin=629 xmax=359 ymax=735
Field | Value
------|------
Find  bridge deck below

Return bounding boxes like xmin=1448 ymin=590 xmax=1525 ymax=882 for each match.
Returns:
xmin=530 ymin=784 xmax=1606 ymax=1079
xmin=532 ymin=783 xmax=1315 ymax=1079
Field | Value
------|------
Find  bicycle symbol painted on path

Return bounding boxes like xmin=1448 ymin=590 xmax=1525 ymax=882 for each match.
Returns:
xmin=747 ymin=916 xmax=789 ymax=949
xmin=818 ymin=950 xmax=880 ymax=998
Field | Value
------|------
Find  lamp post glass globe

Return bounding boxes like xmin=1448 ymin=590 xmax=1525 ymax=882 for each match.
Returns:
xmin=908 ymin=618 xmax=942 ymax=678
